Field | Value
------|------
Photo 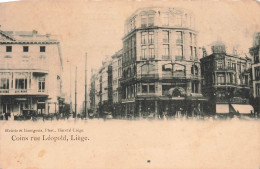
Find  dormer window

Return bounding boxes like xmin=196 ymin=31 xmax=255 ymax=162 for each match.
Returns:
xmin=6 ymin=46 xmax=12 ymax=52
xmin=141 ymin=15 xmax=147 ymax=27
xmin=161 ymin=13 xmax=169 ymax=26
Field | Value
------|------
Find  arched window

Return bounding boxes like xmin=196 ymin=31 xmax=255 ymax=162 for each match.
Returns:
xmin=141 ymin=64 xmax=156 ymax=75
xmin=173 ymin=64 xmax=185 ymax=77
xmin=162 ymin=63 xmax=172 ymax=72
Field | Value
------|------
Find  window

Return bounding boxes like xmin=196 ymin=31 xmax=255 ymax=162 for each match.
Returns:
xmin=176 ymin=45 xmax=183 ymax=57
xmin=148 ymin=14 xmax=154 ymax=26
xmin=141 ymin=15 xmax=147 ymax=27
xmin=190 ymin=33 xmax=193 ymax=44
xmin=162 ymin=64 xmax=172 ymax=71
xmin=38 ymin=77 xmax=45 ymax=92
xmin=15 ymin=73 xmax=28 ymax=92
xmin=6 ymin=46 xmax=12 ymax=52
xmin=142 ymin=85 xmax=148 ymax=93
xmin=149 ymin=84 xmax=155 ymax=93
xmin=162 ymin=31 xmax=169 ymax=43
xmin=163 ymin=44 xmax=169 ymax=57
xmin=23 ymin=46 xmax=29 ymax=52
xmin=192 ymin=82 xmax=199 ymax=93
xmin=0 ymin=78 xmax=9 ymax=90
xmin=194 ymin=34 xmax=197 ymax=45
xmin=40 ymin=46 xmax=46 ymax=52
xmin=141 ymin=64 xmax=156 ymax=75
xmin=194 ymin=47 xmax=197 ymax=58
xmin=15 ymin=78 xmax=27 ymax=90
xmin=217 ymin=61 xmax=224 ymax=70
xmin=176 ymin=15 xmax=182 ymax=26
xmin=149 ymin=45 xmax=155 ymax=59
xmin=190 ymin=46 xmax=193 ymax=60
xmin=232 ymin=63 xmax=236 ymax=70
xmin=256 ymin=83 xmax=260 ymax=96
xmin=176 ymin=31 xmax=183 ymax=43
xmin=217 ymin=74 xmax=225 ymax=84
xmin=142 ymin=83 xmax=155 ymax=93
xmin=148 ymin=31 xmax=154 ymax=44
xmin=141 ymin=32 xmax=147 ymax=44
xmin=191 ymin=65 xmax=198 ymax=75
xmin=162 ymin=13 xmax=169 ymax=26
xmin=228 ymin=61 xmax=231 ymax=69
xmin=141 ymin=46 xmax=147 ymax=59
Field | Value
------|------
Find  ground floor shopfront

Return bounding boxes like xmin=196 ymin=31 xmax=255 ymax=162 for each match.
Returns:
xmin=119 ymin=96 xmax=207 ymax=119
xmin=0 ymin=95 xmax=60 ymax=120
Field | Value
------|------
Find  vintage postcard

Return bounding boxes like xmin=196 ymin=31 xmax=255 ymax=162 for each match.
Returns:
xmin=0 ymin=0 xmax=260 ymax=169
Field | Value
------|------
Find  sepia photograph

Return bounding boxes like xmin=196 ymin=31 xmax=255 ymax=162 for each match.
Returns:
xmin=0 ymin=0 xmax=260 ymax=168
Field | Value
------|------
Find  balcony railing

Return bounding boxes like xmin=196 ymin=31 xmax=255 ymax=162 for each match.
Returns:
xmin=176 ymin=39 xmax=183 ymax=43
xmin=137 ymin=74 xmax=159 ymax=79
xmin=162 ymin=55 xmax=170 ymax=60
xmin=175 ymin=56 xmax=184 ymax=61
xmin=15 ymin=89 xmax=27 ymax=93
xmin=0 ymin=89 xmax=9 ymax=93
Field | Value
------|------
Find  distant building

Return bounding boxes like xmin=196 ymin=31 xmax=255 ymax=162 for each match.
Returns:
xmin=0 ymin=30 xmax=63 ymax=119
xmin=249 ymin=32 xmax=260 ymax=113
xmin=111 ymin=50 xmax=123 ymax=117
xmin=200 ymin=42 xmax=253 ymax=115
xmin=120 ymin=7 xmax=206 ymax=119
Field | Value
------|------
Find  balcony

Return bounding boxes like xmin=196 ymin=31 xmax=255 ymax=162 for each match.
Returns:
xmin=162 ymin=72 xmax=186 ymax=79
xmin=175 ymin=56 xmax=184 ymax=61
xmin=216 ymin=67 xmax=236 ymax=71
xmin=162 ymin=55 xmax=170 ymax=60
xmin=176 ymin=39 xmax=183 ymax=44
xmin=0 ymin=89 xmax=48 ymax=95
xmin=137 ymin=74 xmax=159 ymax=79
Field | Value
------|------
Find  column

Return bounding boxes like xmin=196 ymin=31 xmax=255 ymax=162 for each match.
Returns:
xmin=139 ymin=101 xmax=142 ymax=118
xmin=198 ymin=81 xmax=201 ymax=94
xmin=155 ymin=100 xmax=158 ymax=119
xmin=125 ymin=104 xmax=127 ymax=119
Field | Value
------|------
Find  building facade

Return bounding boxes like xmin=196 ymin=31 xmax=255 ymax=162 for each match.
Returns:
xmin=249 ymin=32 xmax=260 ymax=113
xmin=0 ymin=30 xmax=63 ymax=119
xmin=111 ymin=50 xmax=123 ymax=117
xmin=201 ymin=42 xmax=253 ymax=115
xmin=120 ymin=7 xmax=206 ymax=119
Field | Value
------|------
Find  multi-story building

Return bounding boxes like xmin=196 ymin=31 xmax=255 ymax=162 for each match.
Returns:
xmin=111 ymin=50 xmax=123 ymax=117
xmin=201 ymin=42 xmax=253 ymax=115
xmin=120 ymin=7 xmax=206 ymax=119
xmin=249 ymin=32 xmax=260 ymax=114
xmin=0 ymin=30 xmax=63 ymax=119
xmin=89 ymin=58 xmax=113 ymax=118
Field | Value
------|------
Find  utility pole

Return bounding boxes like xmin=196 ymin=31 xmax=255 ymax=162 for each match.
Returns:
xmin=85 ymin=52 xmax=88 ymax=119
xmin=75 ymin=66 xmax=77 ymax=119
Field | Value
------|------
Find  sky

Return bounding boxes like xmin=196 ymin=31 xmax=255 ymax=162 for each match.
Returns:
xmin=0 ymin=0 xmax=260 ymax=111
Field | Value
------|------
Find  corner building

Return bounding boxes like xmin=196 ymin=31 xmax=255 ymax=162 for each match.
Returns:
xmin=0 ymin=30 xmax=63 ymax=119
xmin=120 ymin=7 xmax=206 ymax=119
xmin=201 ymin=42 xmax=253 ymax=115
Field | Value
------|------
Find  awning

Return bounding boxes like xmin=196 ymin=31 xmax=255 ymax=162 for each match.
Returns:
xmin=216 ymin=104 xmax=229 ymax=114
xmin=231 ymin=104 xmax=254 ymax=114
